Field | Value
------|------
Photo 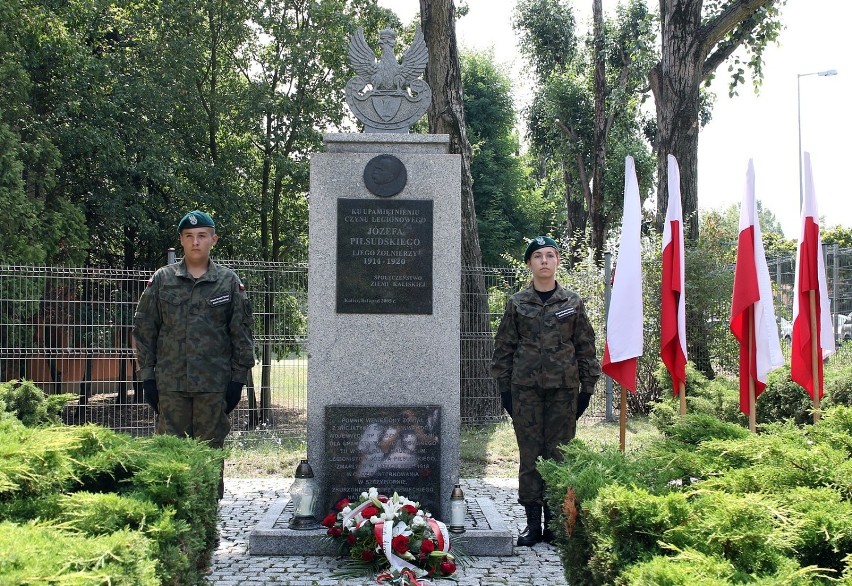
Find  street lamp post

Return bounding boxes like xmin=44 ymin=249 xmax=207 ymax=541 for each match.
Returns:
xmin=797 ymin=69 xmax=837 ymax=210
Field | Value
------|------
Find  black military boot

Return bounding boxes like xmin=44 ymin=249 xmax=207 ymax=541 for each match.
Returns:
xmin=517 ymin=504 xmax=542 ymax=546
xmin=542 ymin=503 xmax=555 ymax=543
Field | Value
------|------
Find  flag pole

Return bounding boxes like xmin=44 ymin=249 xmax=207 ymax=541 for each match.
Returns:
xmin=809 ymin=290 xmax=821 ymax=423
xmin=748 ymin=305 xmax=756 ymax=433
xmin=619 ymin=385 xmax=627 ymax=452
xmin=678 ymin=381 xmax=686 ymax=416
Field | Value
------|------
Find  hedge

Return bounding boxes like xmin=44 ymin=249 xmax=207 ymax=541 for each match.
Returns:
xmin=540 ymin=407 xmax=852 ymax=585
xmin=0 ymin=380 xmax=224 ymax=585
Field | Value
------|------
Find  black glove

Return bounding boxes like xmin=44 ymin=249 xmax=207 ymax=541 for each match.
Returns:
xmin=501 ymin=391 xmax=513 ymax=417
xmin=143 ymin=379 xmax=159 ymax=413
xmin=576 ymin=392 xmax=593 ymax=418
xmin=225 ymin=381 xmax=243 ymax=414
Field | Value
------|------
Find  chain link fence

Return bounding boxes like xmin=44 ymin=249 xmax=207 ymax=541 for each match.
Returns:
xmin=1 ymin=246 xmax=850 ymax=439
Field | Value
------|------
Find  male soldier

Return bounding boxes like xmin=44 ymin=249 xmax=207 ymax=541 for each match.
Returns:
xmin=491 ymin=236 xmax=600 ymax=546
xmin=133 ymin=211 xmax=254 ymax=487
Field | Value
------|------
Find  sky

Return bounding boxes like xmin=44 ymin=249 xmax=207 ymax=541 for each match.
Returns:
xmin=376 ymin=0 xmax=850 ymax=238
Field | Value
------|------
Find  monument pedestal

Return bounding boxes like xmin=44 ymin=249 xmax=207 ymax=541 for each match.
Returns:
xmin=248 ymin=132 xmax=512 ymax=557
xmin=306 ymin=133 xmax=462 ymax=519
xmin=249 ymin=496 xmax=513 ymax=557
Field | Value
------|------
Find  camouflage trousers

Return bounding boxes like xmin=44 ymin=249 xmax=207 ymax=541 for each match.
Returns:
xmin=156 ymin=390 xmax=231 ymax=449
xmin=511 ymin=384 xmax=579 ymax=505
xmin=156 ymin=390 xmax=230 ymax=498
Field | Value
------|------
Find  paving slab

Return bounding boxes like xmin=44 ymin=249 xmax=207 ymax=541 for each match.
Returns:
xmin=210 ymin=478 xmax=568 ymax=586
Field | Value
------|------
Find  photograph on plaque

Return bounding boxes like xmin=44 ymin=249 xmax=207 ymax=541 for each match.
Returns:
xmin=336 ymin=198 xmax=433 ymax=314
xmin=324 ymin=405 xmax=441 ymax=513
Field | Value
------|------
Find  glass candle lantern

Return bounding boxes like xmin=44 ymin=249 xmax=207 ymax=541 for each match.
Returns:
xmin=288 ymin=459 xmax=320 ymax=530
xmin=449 ymin=483 xmax=466 ymax=533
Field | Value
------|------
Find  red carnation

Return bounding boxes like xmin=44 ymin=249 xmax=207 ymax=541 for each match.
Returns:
xmin=328 ymin=526 xmax=343 ymax=538
xmin=378 ymin=495 xmax=389 ymax=503
xmin=392 ymin=534 xmax=410 ymax=554
xmin=321 ymin=513 xmax=338 ymax=528
xmin=401 ymin=504 xmax=417 ymax=515
xmin=361 ymin=549 xmax=376 ymax=562
xmin=335 ymin=498 xmax=351 ymax=511
xmin=419 ymin=539 xmax=435 ymax=555
xmin=361 ymin=505 xmax=379 ymax=519
xmin=439 ymin=558 xmax=456 ymax=575
xmin=346 ymin=533 xmax=357 ymax=545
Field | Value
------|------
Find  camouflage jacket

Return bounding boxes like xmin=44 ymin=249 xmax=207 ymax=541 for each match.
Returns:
xmin=491 ymin=283 xmax=601 ymax=394
xmin=133 ymin=260 xmax=255 ymax=393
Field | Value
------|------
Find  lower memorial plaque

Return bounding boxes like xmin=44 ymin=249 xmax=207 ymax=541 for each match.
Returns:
xmin=337 ymin=198 xmax=433 ymax=314
xmin=324 ymin=405 xmax=441 ymax=514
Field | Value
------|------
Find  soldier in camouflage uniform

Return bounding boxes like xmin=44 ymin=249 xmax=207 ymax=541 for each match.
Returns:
xmin=133 ymin=210 xmax=255 ymax=465
xmin=491 ymin=236 xmax=600 ymax=546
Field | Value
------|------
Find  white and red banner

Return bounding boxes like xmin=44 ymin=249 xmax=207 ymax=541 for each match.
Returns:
xmin=791 ymin=152 xmax=835 ymax=400
xmin=602 ymin=156 xmax=644 ymax=392
xmin=729 ymin=160 xmax=783 ymax=416
xmin=660 ymin=154 xmax=687 ymax=396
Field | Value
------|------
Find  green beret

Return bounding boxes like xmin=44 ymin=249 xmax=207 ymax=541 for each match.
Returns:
xmin=524 ymin=236 xmax=560 ymax=262
xmin=177 ymin=210 xmax=215 ymax=232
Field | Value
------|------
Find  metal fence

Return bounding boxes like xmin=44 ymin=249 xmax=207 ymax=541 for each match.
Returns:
xmin=1 ymin=246 xmax=850 ymax=438
xmin=768 ymin=244 xmax=852 ymax=346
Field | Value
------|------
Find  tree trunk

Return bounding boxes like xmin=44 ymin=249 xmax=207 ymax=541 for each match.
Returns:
xmin=589 ymin=0 xmax=607 ymax=263
xmin=652 ymin=0 xmax=778 ymax=242
xmin=650 ymin=0 xmax=703 ymax=242
xmin=562 ymin=163 xmax=586 ymax=267
xmin=420 ymin=0 xmax=494 ymax=422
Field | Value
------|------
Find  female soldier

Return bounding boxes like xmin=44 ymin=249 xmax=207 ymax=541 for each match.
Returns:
xmin=491 ymin=236 xmax=600 ymax=546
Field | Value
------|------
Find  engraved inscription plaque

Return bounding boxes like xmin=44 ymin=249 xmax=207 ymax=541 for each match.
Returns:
xmin=337 ymin=199 xmax=433 ymax=314
xmin=325 ymin=405 xmax=441 ymax=513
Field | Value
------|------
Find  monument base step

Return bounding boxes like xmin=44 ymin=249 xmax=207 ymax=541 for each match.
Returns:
xmin=249 ymin=497 xmax=514 ymax=557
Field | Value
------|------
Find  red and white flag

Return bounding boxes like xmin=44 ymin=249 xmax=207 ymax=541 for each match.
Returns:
xmin=791 ymin=152 xmax=835 ymax=400
xmin=660 ymin=154 xmax=687 ymax=395
xmin=602 ymin=156 xmax=644 ymax=391
xmin=729 ymin=160 xmax=783 ymax=415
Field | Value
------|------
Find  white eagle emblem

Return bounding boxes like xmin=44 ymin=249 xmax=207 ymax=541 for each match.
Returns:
xmin=345 ymin=27 xmax=432 ymax=133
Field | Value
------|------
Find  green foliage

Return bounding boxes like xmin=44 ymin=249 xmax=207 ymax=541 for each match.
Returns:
xmin=512 ymin=0 xmax=577 ymax=77
xmin=784 ymin=487 xmax=852 ymax=571
xmin=0 ymin=0 xmax=393 ymax=268
xmin=0 ymin=522 xmax=158 ymax=585
xmin=0 ymin=379 xmax=74 ymax=427
xmin=623 ymin=547 xmax=826 ymax=586
xmin=684 ymin=237 xmax=738 ymax=377
xmin=461 ymin=50 xmax=555 ymax=265
xmin=586 ymin=485 xmax=691 ymax=584
xmin=654 ymin=411 xmax=750 ymax=445
xmin=0 ymin=420 xmax=225 ymax=584
xmin=514 ymin=0 xmax=656 ymax=259
xmin=541 ymin=407 xmax=852 ymax=585
xmin=825 ymin=364 xmax=852 ymax=408
xmin=822 ymin=226 xmax=852 ymax=248
xmin=757 ymin=366 xmax=813 ymax=424
xmin=650 ymin=362 xmax=746 ymax=428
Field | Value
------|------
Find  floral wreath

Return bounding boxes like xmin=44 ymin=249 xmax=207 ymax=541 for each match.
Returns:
xmin=322 ymin=487 xmax=457 ymax=584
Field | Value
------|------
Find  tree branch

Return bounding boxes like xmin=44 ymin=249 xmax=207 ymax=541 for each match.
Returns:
xmin=699 ymin=0 xmax=775 ymax=64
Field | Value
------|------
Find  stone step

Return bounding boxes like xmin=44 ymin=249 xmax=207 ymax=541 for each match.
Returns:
xmin=249 ymin=497 xmax=513 ymax=557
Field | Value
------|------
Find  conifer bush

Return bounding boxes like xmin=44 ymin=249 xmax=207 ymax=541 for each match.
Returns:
xmin=0 ymin=383 xmax=225 ymax=585
xmin=0 ymin=378 xmax=74 ymax=426
xmin=540 ymin=407 xmax=852 ymax=585
xmin=0 ymin=521 xmax=158 ymax=585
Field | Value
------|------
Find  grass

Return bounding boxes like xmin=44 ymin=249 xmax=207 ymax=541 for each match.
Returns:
xmin=224 ymin=416 xmax=662 ymax=478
